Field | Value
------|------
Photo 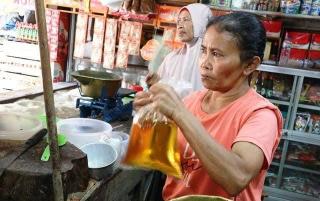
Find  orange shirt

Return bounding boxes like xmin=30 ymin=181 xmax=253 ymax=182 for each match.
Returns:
xmin=163 ymin=88 xmax=283 ymax=201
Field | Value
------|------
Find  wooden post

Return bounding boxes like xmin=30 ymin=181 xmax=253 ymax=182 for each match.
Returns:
xmin=34 ymin=1 xmax=64 ymax=201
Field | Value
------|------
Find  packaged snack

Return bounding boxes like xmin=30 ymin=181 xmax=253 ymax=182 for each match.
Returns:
xmin=284 ymin=0 xmax=301 ymax=14
xmin=262 ymin=20 xmax=282 ymax=38
xmin=280 ymin=32 xmax=311 ymax=67
xmin=91 ymin=17 xmax=106 ymax=64
xmin=301 ymin=0 xmax=313 ymax=14
xmin=103 ymin=37 xmax=117 ymax=68
xmin=311 ymin=0 xmax=320 ymax=15
xmin=123 ymin=104 xmax=182 ymax=178
xmin=211 ymin=0 xmax=232 ymax=8
xmin=311 ymin=114 xmax=320 ymax=134
xmin=116 ymin=21 xmax=132 ymax=68
xmin=286 ymin=48 xmax=308 ymax=68
xmin=140 ymin=39 xmax=160 ymax=61
xmin=310 ymin=34 xmax=320 ymax=51
xmin=266 ymin=172 xmax=277 ymax=187
xmin=294 ymin=112 xmax=311 ymax=132
xmin=157 ymin=5 xmax=180 ymax=25
xmin=115 ymin=51 xmax=129 ymax=68
xmin=128 ymin=22 xmax=142 ymax=55
xmin=306 ymin=85 xmax=320 ymax=104
xmin=305 ymin=50 xmax=320 ymax=69
xmin=288 ymin=32 xmax=311 ymax=49
xmin=73 ymin=14 xmax=88 ymax=58
xmin=273 ymin=75 xmax=287 ymax=99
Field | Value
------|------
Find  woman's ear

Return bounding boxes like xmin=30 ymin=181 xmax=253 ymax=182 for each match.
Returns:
xmin=243 ymin=56 xmax=261 ymax=76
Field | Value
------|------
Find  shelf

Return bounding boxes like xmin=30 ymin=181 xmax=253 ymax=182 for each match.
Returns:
xmin=269 ymin=99 xmax=291 ymax=106
xmin=0 ymin=82 xmax=77 ymax=104
xmin=287 ymin=131 xmax=320 ymax=146
xmin=0 ymin=64 xmax=41 ymax=77
xmin=45 ymin=0 xmax=80 ymax=13
xmin=284 ymin=164 xmax=320 ymax=176
xmin=210 ymin=6 xmax=320 ymax=20
xmin=298 ymin=104 xmax=320 ymax=111
xmin=2 ymin=40 xmax=40 ymax=61
xmin=264 ymin=186 xmax=320 ymax=201
xmin=259 ymin=64 xmax=320 ymax=79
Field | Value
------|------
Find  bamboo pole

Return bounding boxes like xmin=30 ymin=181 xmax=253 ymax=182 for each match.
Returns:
xmin=34 ymin=1 xmax=64 ymax=200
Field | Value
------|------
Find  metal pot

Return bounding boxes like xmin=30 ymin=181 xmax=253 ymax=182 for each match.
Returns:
xmin=71 ymin=70 xmax=122 ymax=98
xmin=80 ymin=143 xmax=117 ymax=180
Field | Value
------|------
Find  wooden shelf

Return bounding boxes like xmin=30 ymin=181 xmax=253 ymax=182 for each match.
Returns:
xmin=45 ymin=1 xmax=156 ymax=24
xmin=2 ymin=40 xmax=40 ymax=61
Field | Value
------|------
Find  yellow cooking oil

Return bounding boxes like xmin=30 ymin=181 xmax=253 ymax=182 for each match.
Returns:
xmin=123 ymin=120 xmax=182 ymax=178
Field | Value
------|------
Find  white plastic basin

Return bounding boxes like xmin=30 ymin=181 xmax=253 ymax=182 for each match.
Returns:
xmin=0 ymin=112 xmax=43 ymax=140
xmin=57 ymin=118 xmax=112 ymax=148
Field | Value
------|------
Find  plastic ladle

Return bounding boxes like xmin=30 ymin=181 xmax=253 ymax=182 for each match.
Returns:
xmin=41 ymin=134 xmax=67 ymax=161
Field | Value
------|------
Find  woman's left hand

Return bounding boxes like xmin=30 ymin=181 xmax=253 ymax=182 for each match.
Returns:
xmin=149 ymin=83 xmax=185 ymax=121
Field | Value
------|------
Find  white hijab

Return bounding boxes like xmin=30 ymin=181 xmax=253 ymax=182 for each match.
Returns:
xmin=157 ymin=4 xmax=212 ymax=92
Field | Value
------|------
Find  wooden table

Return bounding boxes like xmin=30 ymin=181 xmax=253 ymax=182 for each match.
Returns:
xmin=0 ymin=85 xmax=155 ymax=201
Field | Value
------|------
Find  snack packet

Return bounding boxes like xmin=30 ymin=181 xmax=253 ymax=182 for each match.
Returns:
xmin=122 ymin=104 xmax=182 ymax=178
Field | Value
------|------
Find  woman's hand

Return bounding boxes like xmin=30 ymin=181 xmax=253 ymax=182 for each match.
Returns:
xmin=145 ymin=72 xmax=160 ymax=88
xmin=133 ymin=91 xmax=152 ymax=111
xmin=149 ymin=83 xmax=185 ymax=121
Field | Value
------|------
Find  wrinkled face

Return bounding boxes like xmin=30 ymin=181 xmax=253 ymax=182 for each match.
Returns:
xmin=176 ymin=10 xmax=194 ymax=42
xmin=199 ymin=26 xmax=248 ymax=92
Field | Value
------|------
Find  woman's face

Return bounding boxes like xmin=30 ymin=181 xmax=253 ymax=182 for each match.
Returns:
xmin=176 ymin=10 xmax=194 ymax=42
xmin=199 ymin=26 xmax=248 ymax=92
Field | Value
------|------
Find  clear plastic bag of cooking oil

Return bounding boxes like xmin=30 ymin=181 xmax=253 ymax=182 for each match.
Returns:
xmin=122 ymin=104 xmax=182 ymax=178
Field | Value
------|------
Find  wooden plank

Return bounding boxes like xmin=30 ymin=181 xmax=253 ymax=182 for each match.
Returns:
xmin=80 ymin=169 xmax=151 ymax=201
xmin=0 ymin=82 xmax=77 ymax=104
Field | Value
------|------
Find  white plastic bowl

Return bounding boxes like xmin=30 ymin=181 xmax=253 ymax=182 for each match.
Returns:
xmin=57 ymin=118 xmax=112 ymax=148
xmin=80 ymin=143 xmax=117 ymax=180
xmin=0 ymin=112 xmax=43 ymax=140
xmin=111 ymin=131 xmax=129 ymax=160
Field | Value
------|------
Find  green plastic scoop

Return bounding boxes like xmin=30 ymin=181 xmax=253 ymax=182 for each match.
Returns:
xmin=41 ymin=134 xmax=67 ymax=161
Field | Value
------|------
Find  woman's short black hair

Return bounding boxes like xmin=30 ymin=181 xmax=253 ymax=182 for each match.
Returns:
xmin=206 ymin=12 xmax=266 ymax=63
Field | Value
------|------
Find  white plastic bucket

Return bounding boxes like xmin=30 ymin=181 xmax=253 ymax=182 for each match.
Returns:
xmin=57 ymin=118 xmax=112 ymax=148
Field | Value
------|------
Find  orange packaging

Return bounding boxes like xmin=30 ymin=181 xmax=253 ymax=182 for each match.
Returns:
xmin=103 ymin=18 xmax=118 ymax=69
xmin=140 ymin=39 xmax=160 ymax=61
xmin=156 ymin=5 xmax=180 ymax=25
xmin=128 ymin=22 xmax=142 ymax=55
xmin=91 ymin=17 xmax=106 ymax=64
xmin=123 ymin=105 xmax=182 ymax=178
xmin=73 ymin=14 xmax=88 ymax=58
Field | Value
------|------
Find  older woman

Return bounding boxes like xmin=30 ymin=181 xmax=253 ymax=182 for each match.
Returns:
xmin=135 ymin=12 xmax=282 ymax=201
xmin=147 ymin=3 xmax=212 ymax=93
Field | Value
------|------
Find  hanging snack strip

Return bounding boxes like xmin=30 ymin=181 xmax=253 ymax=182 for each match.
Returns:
xmin=103 ymin=18 xmax=118 ymax=69
xmin=91 ymin=17 xmax=106 ymax=64
xmin=116 ymin=20 xmax=132 ymax=68
xmin=73 ymin=14 xmax=88 ymax=58
xmin=128 ymin=22 xmax=143 ymax=56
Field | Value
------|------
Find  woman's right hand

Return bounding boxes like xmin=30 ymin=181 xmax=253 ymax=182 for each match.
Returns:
xmin=133 ymin=91 xmax=152 ymax=111
xmin=145 ymin=72 xmax=160 ymax=88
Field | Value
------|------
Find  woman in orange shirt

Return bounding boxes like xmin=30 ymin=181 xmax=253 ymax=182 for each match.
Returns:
xmin=134 ymin=12 xmax=283 ymax=201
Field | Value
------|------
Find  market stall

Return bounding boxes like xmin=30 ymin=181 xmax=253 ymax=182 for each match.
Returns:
xmin=1 ymin=0 xmax=320 ymax=201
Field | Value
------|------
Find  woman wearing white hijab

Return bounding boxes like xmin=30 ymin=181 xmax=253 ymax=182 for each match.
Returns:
xmin=146 ymin=3 xmax=212 ymax=95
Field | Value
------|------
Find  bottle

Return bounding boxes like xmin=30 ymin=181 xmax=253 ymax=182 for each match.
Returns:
xmin=266 ymin=74 xmax=274 ymax=98
xmin=270 ymin=41 xmax=279 ymax=62
xmin=16 ymin=22 xmax=21 ymax=40
xmin=260 ymin=72 xmax=267 ymax=97
xmin=256 ymin=72 xmax=262 ymax=94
